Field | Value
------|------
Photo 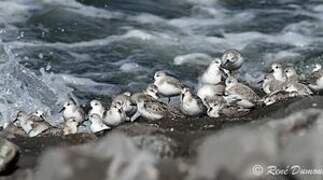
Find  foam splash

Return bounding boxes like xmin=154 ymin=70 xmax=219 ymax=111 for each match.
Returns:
xmin=0 ymin=45 xmax=73 ymax=125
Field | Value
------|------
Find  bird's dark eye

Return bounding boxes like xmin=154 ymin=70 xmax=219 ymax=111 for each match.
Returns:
xmin=95 ymin=103 xmax=98 ymax=106
xmin=67 ymin=103 xmax=70 ymax=106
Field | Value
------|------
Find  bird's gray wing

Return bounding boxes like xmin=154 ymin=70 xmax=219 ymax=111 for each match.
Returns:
xmin=165 ymin=77 xmax=185 ymax=88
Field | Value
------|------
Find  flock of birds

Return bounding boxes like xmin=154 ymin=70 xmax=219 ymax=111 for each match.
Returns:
xmin=2 ymin=49 xmax=323 ymax=138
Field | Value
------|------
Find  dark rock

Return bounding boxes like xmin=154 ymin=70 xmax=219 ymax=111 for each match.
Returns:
xmin=4 ymin=96 xmax=323 ymax=180
xmin=0 ymin=138 xmax=19 ymax=174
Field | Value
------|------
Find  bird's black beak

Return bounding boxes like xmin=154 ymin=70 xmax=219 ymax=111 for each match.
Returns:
xmin=13 ymin=118 xmax=18 ymax=123
xmin=257 ymin=80 xmax=264 ymax=84
xmin=222 ymin=59 xmax=230 ymax=66
xmin=40 ymin=115 xmax=46 ymax=120
xmin=59 ymin=107 xmax=65 ymax=113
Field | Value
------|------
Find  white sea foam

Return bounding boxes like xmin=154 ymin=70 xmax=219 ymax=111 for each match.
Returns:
xmin=173 ymin=53 xmax=212 ymax=66
xmin=0 ymin=0 xmax=322 ymax=123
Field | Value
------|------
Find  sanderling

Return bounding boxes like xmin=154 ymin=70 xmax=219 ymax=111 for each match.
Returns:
xmin=89 ymin=99 xmax=106 ymax=119
xmin=88 ymin=113 xmax=111 ymax=133
xmin=308 ymin=63 xmax=323 ymax=91
xmin=207 ymin=101 xmax=249 ymax=118
xmin=284 ymin=66 xmax=299 ymax=82
xmin=31 ymin=110 xmax=48 ymax=122
xmin=180 ymin=87 xmax=206 ymax=116
xmin=262 ymin=91 xmax=297 ymax=106
xmin=111 ymin=91 xmax=136 ymax=115
xmin=154 ymin=71 xmax=185 ymax=102
xmin=63 ymin=118 xmax=79 ymax=135
xmin=205 ymin=96 xmax=226 ymax=118
xmin=60 ymin=98 xmax=85 ymax=124
xmin=271 ymin=63 xmax=287 ymax=82
xmin=262 ymin=74 xmax=285 ymax=95
xmin=221 ymin=49 xmax=244 ymax=71
xmin=14 ymin=111 xmax=50 ymax=137
xmin=200 ymin=58 xmax=226 ymax=85
xmin=1 ymin=122 xmax=27 ymax=138
xmin=103 ymin=102 xmax=128 ymax=126
xmin=197 ymin=84 xmax=225 ymax=106
xmin=131 ymin=84 xmax=159 ymax=104
xmin=284 ymin=82 xmax=313 ymax=96
xmin=204 ymin=95 xmax=249 ymax=118
xmin=207 ymin=103 xmax=222 ymax=118
xmin=225 ymin=77 xmax=261 ymax=108
xmin=131 ymin=98 xmax=183 ymax=121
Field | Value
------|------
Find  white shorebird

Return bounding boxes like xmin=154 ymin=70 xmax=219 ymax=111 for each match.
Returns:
xmin=205 ymin=96 xmax=227 ymax=118
xmin=221 ymin=49 xmax=244 ymax=71
xmin=284 ymin=82 xmax=313 ymax=96
xmin=200 ymin=58 xmax=226 ymax=85
xmin=153 ymin=71 xmax=185 ymax=103
xmin=262 ymin=74 xmax=285 ymax=95
xmin=111 ymin=91 xmax=136 ymax=115
xmin=284 ymin=66 xmax=299 ymax=82
xmin=197 ymin=84 xmax=225 ymax=106
xmin=225 ymin=77 xmax=261 ymax=108
xmin=63 ymin=119 xmax=79 ymax=135
xmin=60 ymin=98 xmax=85 ymax=124
xmin=131 ymin=84 xmax=159 ymax=104
xmin=103 ymin=102 xmax=128 ymax=126
xmin=89 ymin=99 xmax=106 ymax=119
xmin=180 ymin=87 xmax=206 ymax=116
xmin=206 ymin=99 xmax=249 ymax=118
xmin=89 ymin=113 xmax=111 ymax=133
xmin=308 ymin=63 xmax=323 ymax=91
xmin=262 ymin=91 xmax=297 ymax=106
xmin=14 ymin=111 xmax=50 ymax=137
xmin=271 ymin=63 xmax=287 ymax=82
xmin=131 ymin=98 xmax=183 ymax=121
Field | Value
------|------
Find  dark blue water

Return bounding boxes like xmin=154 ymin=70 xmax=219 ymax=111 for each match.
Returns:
xmin=0 ymin=0 xmax=323 ymax=123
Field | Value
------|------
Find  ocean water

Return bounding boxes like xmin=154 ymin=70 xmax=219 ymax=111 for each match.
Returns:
xmin=0 ymin=0 xmax=323 ymax=123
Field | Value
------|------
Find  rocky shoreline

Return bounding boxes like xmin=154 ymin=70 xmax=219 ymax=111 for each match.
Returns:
xmin=0 ymin=96 xmax=322 ymax=180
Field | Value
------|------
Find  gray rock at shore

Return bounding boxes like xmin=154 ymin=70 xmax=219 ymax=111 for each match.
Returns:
xmin=0 ymin=138 xmax=19 ymax=173
xmin=33 ymin=133 xmax=158 ymax=180
xmin=4 ymin=96 xmax=323 ymax=180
